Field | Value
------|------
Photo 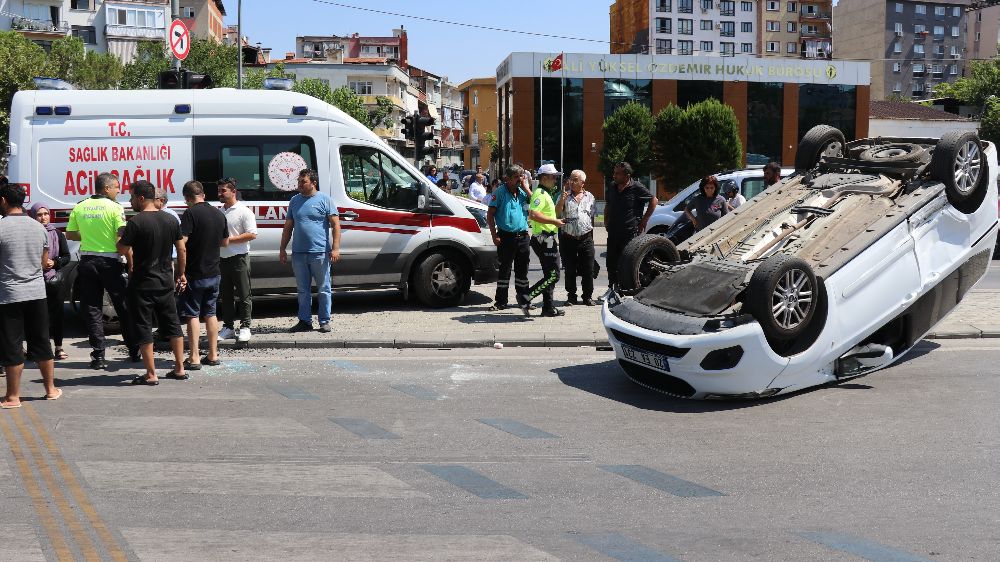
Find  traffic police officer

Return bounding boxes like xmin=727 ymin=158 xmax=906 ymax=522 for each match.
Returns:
xmin=487 ymin=164 xmax=533 ymax=311
xmin=523 ymin=164 xmax=566 ymax=317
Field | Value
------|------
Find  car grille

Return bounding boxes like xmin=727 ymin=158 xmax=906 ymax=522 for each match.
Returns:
xmin=618 ymin=360 xmax=696 ymax=398
xmin=609 ymin=329 xmax=689 ymax=358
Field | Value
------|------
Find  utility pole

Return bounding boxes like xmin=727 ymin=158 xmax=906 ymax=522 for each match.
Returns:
xmin=170 ymin=0 xmax=180 ymax=71
xmin=237 ymin=0 xmax=243 ymax=89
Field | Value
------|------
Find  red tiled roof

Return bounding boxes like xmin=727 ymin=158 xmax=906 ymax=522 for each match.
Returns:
xmin=869 ymin=100 xmax=971 ymax=121
xmin=343 ymin=57 xmax=390 ymax=64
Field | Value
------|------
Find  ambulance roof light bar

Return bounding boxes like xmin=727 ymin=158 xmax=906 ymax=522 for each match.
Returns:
xmin=263 ymin=78 xmax=294 ymax=91
xmin=33 ymin=77 xmax=74 ymax=91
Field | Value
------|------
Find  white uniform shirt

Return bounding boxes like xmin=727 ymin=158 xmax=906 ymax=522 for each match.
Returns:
xmin=220 ymin=201 xmax=258 ymax=258
xmin=468 ymin=182 xmax=487 ymax=203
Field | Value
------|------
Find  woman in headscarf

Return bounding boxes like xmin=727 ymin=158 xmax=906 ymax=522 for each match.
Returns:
xmin=28 ymin=203 xmax=70 ymax=360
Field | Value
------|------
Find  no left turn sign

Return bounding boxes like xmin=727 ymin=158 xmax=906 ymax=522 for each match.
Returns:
xmin=168 ymin=19 xmax=190 ymax=60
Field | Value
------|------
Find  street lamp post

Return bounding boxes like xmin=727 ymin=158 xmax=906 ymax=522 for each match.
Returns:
xmin=237 ymin=0 xmax=243 ymax=89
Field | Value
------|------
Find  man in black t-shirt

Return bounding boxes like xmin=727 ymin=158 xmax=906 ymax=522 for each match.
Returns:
xmin=117 ymin=180 xmax=187 ymax=385
xmin=604 ymin=162 xmax=658 ymax=292
xmin=177 ymin=181 xmax=229 ymax=370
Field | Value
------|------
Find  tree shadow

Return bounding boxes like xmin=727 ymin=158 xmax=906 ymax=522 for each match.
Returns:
xmin=552 ymin=359 xmax=797 ymax=413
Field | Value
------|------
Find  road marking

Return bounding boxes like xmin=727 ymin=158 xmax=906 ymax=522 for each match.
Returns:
xmin=11 ymin=409 xmax=100 ymax=561
xmin=390 ymin=384 xmax=443 ymax=401
xmin=570 ymin=532 xmax=682 ymax=562
xmin=0 ymin=414 xmax=74 ymax=561
xmin=600 ymin=465 xmax=725 ymax=497
xmin=797 ymin=531 xmax=934 ymax=562
xmin=330 ymin=418 xmax=401 ymax=439
xmin=24 ymin=406 xmax=129 ymax=562
xmin=421 ymin=464 xmax=527 ymax=499
xmin=267 ymin=384 xmax=319 ymax=400
xmin=478 ymin=418 xmax=559 ymax=439
xmin=89 ymin=416 xmax=316 ymax=439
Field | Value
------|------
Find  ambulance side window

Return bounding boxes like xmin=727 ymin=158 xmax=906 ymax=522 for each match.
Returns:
xmin=340 ymin=145 xmax=422 ymax=211
xmin=194 ymin=136 xmax=317 ymax=202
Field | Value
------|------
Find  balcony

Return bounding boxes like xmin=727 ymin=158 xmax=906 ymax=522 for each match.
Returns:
xmin=105 ymin=24 xmax=165 ymax=39
xmin=10 ymin=15 xmax=69 ymax=36
xmin=799 ymin=10 xmax=831 ymax=22
xmin=799 ymin=30 xmax=831 ymax=39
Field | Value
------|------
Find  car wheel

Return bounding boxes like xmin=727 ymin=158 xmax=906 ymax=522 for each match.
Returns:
xmin=930 ymin=131 xmax=990 ymax=214
xmin=413 ymin=252 xmax=469 ymax=308
xmin=795 ymin=125 xmax=845 ymax=172
xmin=619 ymin=234 xmax=681 ymax=292
xmin=747 ymin=254 xmax=818 ymax=343
xmin=858 ymin=143 xmax=927 ymax=163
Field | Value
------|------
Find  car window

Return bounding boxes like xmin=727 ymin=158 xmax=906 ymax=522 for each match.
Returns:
xmin=194 ymin=135 xmax=317 ymax=201
xmin=742 ymin=178 xmax=766 ymax=199
xmin=340 ymin=146 xmax=422 ymax=211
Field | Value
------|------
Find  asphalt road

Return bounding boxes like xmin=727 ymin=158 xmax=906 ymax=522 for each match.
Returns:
xmin=3 ymin=340 xmax=997 ymax=561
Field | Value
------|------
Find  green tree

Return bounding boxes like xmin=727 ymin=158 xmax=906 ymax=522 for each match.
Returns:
xmin=120 ymin=40 xmax=171 ymax=90
xmin=981 ymin=98 xmax=1000 ymax=149
xmin=651 ymin=99 xmax=742 ymax=193
xmin=43 ymin=36 xmax=122 ymax=90
xmin=0 ymin=32 xmax=47 ymax=166
xmin=598 ymin=101 xmax=655 ymax=179
xmin=368 ymin=96 xmax=395 ymax=129
xmin=482 ymin=130 xmax=500 ymax=164
xmin=651 ymin=103 xmax=684 ymax=192
xmin=329 ymin=85 xmax=374 ymax=126
xmin=933 ymin=58 xmax=1000 ymax=108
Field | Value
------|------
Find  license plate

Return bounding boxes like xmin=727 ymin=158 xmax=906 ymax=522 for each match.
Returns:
xmin=621 ymin=344 xmax=670 ymax=372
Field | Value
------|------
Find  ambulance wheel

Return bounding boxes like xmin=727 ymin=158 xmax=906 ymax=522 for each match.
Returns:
xmin=413 ymin=251 xmax=470 ymax=308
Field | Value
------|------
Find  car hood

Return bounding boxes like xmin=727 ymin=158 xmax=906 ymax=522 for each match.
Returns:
xmin=636 ymin=260 xmax=749 ymax=316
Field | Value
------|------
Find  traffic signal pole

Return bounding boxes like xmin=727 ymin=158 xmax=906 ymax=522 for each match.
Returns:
xmin=170 ymin=0 xmax=180 ymax=71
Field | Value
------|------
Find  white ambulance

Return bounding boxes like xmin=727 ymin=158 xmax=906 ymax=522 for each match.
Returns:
xmin=5 ymin=87 xmax=498 ymax=308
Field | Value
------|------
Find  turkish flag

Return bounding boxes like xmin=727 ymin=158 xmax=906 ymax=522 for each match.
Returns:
xmin=551 ymin=53 xmax=564 ymax=71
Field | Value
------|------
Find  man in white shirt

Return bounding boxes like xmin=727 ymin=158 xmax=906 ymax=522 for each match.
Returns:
xmin=468 ymin=173 xmax=487 ymax=203
xmin=725 ymin=182 xmax=746 ymax=209
xmin=216 ymin=178 xmax=258 ymax=343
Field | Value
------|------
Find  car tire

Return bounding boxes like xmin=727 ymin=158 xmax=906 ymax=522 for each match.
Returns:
xmin=747 ymin=254 xmax=819 ymax=344
xmin=795 ymin=125 xmax=846 ymax=172
xmin=930 ymin=130 xmax=990 ymax=214
xmin=413 ymin=251 xmax=470 ymax=308
xmin=619 ymin=234 xmax=681 ymax=292
xmin=858 ymin=143 xmax=928 ymax=163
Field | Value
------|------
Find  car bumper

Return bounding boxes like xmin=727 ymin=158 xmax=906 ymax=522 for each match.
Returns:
xmin=601 ymin=298 xmax=791 ymax=399
xmin=472 ymin=246 xmax=499 ymax=284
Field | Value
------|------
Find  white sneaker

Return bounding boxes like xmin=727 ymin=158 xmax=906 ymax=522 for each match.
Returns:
xmin=237 ymin=327 xmax=252 ymax=342
xmin=218 ymin=327 xmax=236 ymax=341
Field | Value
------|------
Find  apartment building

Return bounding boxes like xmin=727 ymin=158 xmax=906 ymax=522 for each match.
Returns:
xmin=834 ymin=0 xmax=969 ymax=100
xmin=612 ymin=0 xmax=758 ymax=56
xmin=1 ymin=0 xmax=171 ymax=62
xmin=458 ymin=77 xmax=497 ymax=169
xmin=966 ymin=2 xmax=1000 ymax=62
xmin=295 ymin=28 xmax=408 ymax=68
xmin=178 ymin=0 xmax=225 ymax=42
xmin=759 ymin=0 xmax=832 ymax=58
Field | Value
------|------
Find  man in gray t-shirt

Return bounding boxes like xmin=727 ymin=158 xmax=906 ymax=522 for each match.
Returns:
xmin=0 ymin=182 xmax=60 ymax=407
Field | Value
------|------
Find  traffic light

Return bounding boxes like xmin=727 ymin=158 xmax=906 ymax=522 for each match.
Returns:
xmin=414 ymin=114 xmax=436 ymax=161
xmin=158 ymin=70 xmax=182 ymax=89
xmin=401 ymin=113 xmax=415 ymax=140
xmin=183 ymin=71 xmax=213 ymax=89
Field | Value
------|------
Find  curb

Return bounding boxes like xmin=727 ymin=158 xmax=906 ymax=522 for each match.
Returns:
xmin=223 ymin=336 xmax=613 ymax=350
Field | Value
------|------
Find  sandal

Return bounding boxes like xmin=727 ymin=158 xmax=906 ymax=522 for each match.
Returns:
xmin=130 ymin=375 xmax=159 ymax=386
xmin=182 ymin=359 xmax=202 ymax=371
xmin=488 ymin=304 xmax=507 ymax=311
xmin=54 ymin=347 xmax=68 ymax=361
xmin=164 ymin=370 xmax=189 ymax=381
xmin=200 ymin=357 xmax=221 ymax=367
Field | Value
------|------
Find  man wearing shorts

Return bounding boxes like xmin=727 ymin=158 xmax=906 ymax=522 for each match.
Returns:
xmin=177 ymin=181 xmax=228 ymax=370
xmin=0 ymin=181 xmax=60 ymax=406
xmin=117 ymin=181 xmax=187 ymax=385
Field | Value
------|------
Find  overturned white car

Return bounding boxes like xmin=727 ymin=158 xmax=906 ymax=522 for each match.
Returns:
xmin=602 ymin=127 xmax=998 ymax=399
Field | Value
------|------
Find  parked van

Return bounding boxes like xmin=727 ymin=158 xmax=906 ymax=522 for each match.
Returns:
xmin=5 ymin=88 xmax=498 ymax=308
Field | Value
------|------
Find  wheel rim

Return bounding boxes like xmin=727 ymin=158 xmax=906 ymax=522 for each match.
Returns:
xmin=771 ymin=269 xmax=814 ymax=330
xmin=430 ymin=261 xmax=461 ymax=298
xmin=953 ymin=140 xmax=982 ymax=195
xmin=872 ymin=146 xmax=909 ymax=159
xmin=821 ymin=139 xmax=843 ymax=159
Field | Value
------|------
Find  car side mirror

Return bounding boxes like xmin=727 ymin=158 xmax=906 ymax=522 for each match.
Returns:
xmin=417 ymin=182 xmax=431 ymax=211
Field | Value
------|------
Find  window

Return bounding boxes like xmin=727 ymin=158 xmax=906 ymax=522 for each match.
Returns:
xmin=340 ymin=146 xmax=423 ymax=211
xmin=107 ymin=6 xmax=164 ymax=28
xmin=71 ymin=25 xmax=96 ymax=44
xmin=701 ymin=0 xmax=712 ymax=10
xmin=678 ymin=40 xmax=694 ymax=54
xmin=786 ymin=42 xmax=797 ymax=54
xmin=894 ymin=23 xmax=903 ymax=33
xmin=472 ymin=119 xmax=478 ymax=134
xmin=656 ymin=38 xmax=673 ymax=53
xmin=932 ymin=64 xmax=943 ymax=78
xmin=934 ymin=44 xmax=944 ymax=56
xmin=893 ymin=82 xmax=902 ymax=93
xmin=700 ymin=19 xmax=713 ymax=30
xmin=741 ymin=42 xmax=753 ymax=53
xmin=766 ymin=20 xmax=779 ymax=32
xmin=914 ymin=43 xmax=925 ymax=55
xmin=915 ymin=4 xmax=926 ymax=15
xmin=953 ymin=7 xmax=960 ymax=17
xmin=787 ymin=21 xmax=796 ymax=32
xmin=741 ymin=21 xmax=752 ymax=33
xmin=894 ymin=41 xmax=902 ymax=53
xmin=181 ymin=6 xmax=195 ymax=18
xmin=678 ymin=18 xmax=693 ymax=34
xmin=656 ymin=17 xmax=672 ymax=33
xmin=951 ymin=26 xmax=959 ymax=37
xmin=70 ymin=0 xmax=92 ymax=10
xmin=934 ymin=6 xmax=945 ymax=16
xmin=720 ymin=21 xmax=735 ymax=36
xmin=976 ymin=32 xmax=981 ymax=42
xmin=741 ymin=1 xmax=753 ymax=12
xmin=895 ymin=2 xmax=903 ymax=13
xmin=720 ymin=1 xmax=735 ymax=16
xmin=721 ymin=42 xmax=735 ymax=55
xmin=950 ymin=64 xmax=958 ymax=75
xmin=349 ymin=81 xmax=372 ymax=95
xmin=933 ymin=25 xmax=944 ymax=36
xmin=766 ymin=1 xmax=778 ymax=11
xmin=766 ymin=41 xmax=779 ymax=52
xmin=472 ymin=90 xmax=478 ymax=106
xmin=700 ymin=40 xmax=714 ymax=52
xmin=193 ymin=136 xmax=317 ymax=202
xmin=656 ymin=0 xmax=672 ymax=12
xmin=913 ymin=82 xmax=925 ymax=95
xmin=951 ymin=45 xmax=959 ymax=55
xmin=787 ymin=2 xmax=796 ymax=12
xmin=913 ymin=63 xmax=925 ymax=76
xmin=678 ymin=0 xmax=693 ymax=13
xmin=893 ymin=62 xmax=901 ymax=72
xmin=914 ymin=24 xmax=926 ymax=33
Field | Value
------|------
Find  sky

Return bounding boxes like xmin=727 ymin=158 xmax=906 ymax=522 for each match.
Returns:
xmin=226 ymin=0 xmax=612 ymax=84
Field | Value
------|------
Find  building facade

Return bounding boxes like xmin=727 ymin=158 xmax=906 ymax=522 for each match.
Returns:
xmin=612 ymin=0 xmax=758 ymax=56
xmin=496 ymin=52 xmax=870 ymax=199
xmin=295 ymin=28 xmax=408 ymax=67
xmin=458 ymin=77 xmax=498 ymax=170
xmin=834 ymin=0 xmax=970 ymax=101
xmin=966 ymin=3 xmax=1000 ymax=62
xmin=759 ymin=0 xmax=833 ymax=59
xmin=178 ymin=0 xmax=225 ymax=42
